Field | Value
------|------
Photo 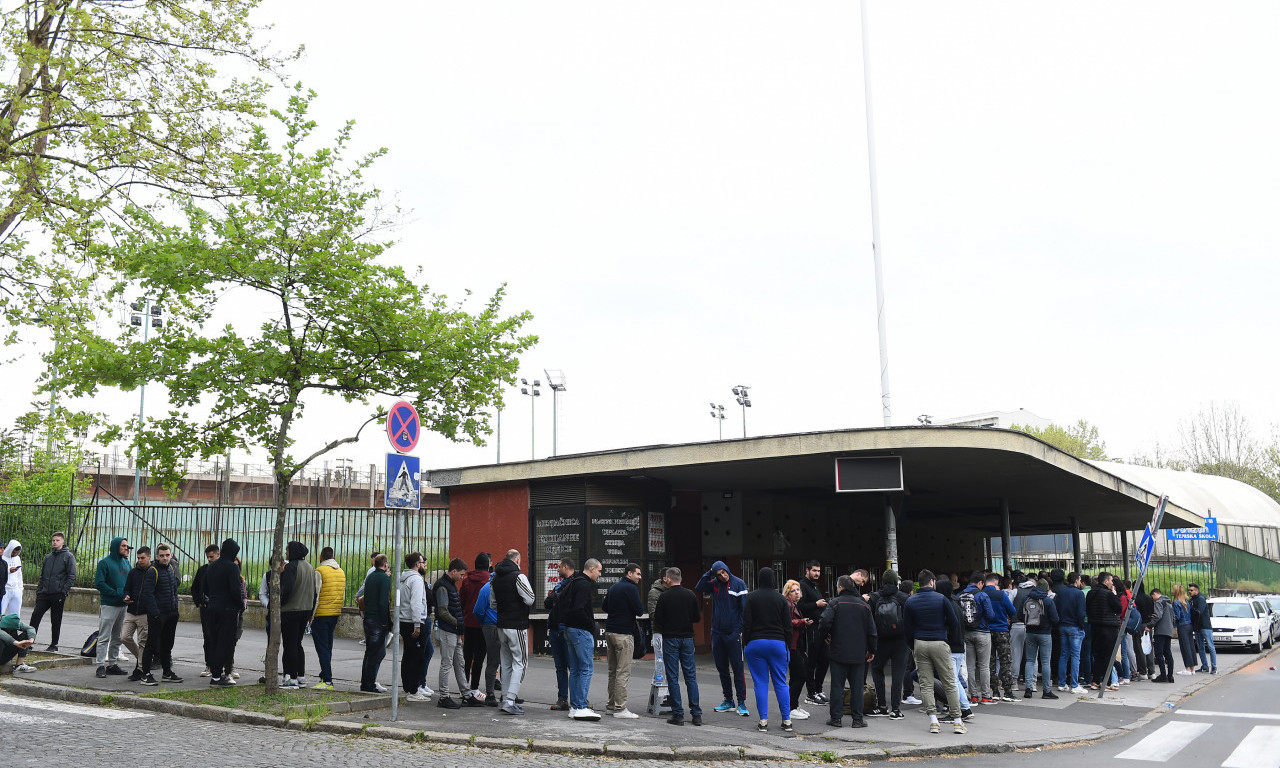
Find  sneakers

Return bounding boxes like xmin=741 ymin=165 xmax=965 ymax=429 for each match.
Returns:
xmin=714 ymin=699 xmax=735 ymax=712
xmin=790 ymin=708 xmax=811 ymax=720
xmin=312 ymin=681 xmax=335 ymax=690
xmin=13 ymin=662 xmax=37 ymax=673
xmin=140 ymin=672 xmax=159 ymax=686
xmin=757 ymin=719 xmax=769 ymax=733
xmin=825 ymin=718 xmax=842 ymax=728
xmin=500 ymin=701 xmax=525 ymax=715
xmin=486 ymin=696 xmax=499 ymax=707
xmin=930 ymin=721 xmax=941 ymax=734
xmin=1042 ymin=690 xmax=1059 ymax=700
xmin=281 ymin=677 xmax=299 ymax=688
xmin=162 ymin=670 xmax=183 ymax=683
xmin=868 ymin=706 xmax=890 ymax=717
xmin=613 ymin=708 xmax=639 ymax=719
xmin=46 ymin=645 xmax=58 ymax=652
xmin=980 ymin=697 xmax=996 ymax=705
xmin=889 ymin=710 xmax=905 ymax=720
xmin=210 ymin=677 xmax=235 ymax=687
xmin=128 ymin=668 xmax=143 ymax=682
xmin=667 ymin=714 xmax=685 ymax=725
xmin=230 ymin=670 xmax=240 ymax=679
xmin=297 ymin=677 xmax=309 ymax=687
xmin=954 ymin=720 xmax=967 ymax=734
xmin=551 ymin=699 xmax=570 ymax=711
xmin=373 ymin=682 xmax=387 ymax=693
xmin=805 ymin=691 xmax=828 ymax=706
xmin=96 ymin=665 xmax=106 ymax=678
xmin=418 ymin=684 xmax=433 ymax=696
xmin=781 ymin=721 xmax=794 ymax=733
xmin=437 ymin=696 xmax=461 ymax=709
xmin=1024 ymin=689 xmax=1035 ymax=699
xmin=736 ymin=702 xmax=750 ymax=717
xmin=999 ymin=695 xmax=1017 ymax=702
xmin=463 ymin=694 xmax=484 ymax=708
xmin=691 ymin=714 xmax=702 ymax=726
xmin=200 ymin=667 xmax=212 ymax=677
xmin=903 ymin=695 xmax=923 ymax=705
xmin=961 ymin=710 xmax=976 ymax=722
xmin=1057 ymin=684 xmax=1068 ymax=691
xmin=1070 ymin=686 xmax=1088 ymax=694
xmin=406 ymin=690 xmax=431 ymax=702
xmin=1176 ymin=670 xmax=1194 ymax=676
xmin=570 ymin=708 xmax=601 ymax=721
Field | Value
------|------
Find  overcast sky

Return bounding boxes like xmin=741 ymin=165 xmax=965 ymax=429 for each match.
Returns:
xmin=7 ymin=2 xmax=1279 ymax=479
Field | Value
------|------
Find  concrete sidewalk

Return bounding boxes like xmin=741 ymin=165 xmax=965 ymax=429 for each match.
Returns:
xmin=9 ymin=609 xmax=1272 ymax=760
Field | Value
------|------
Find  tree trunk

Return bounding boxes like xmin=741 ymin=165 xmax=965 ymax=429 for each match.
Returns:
xmin=264 ymin=470 xmax=289 ymax=693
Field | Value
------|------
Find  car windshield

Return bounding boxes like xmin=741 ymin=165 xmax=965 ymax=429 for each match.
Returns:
xmin=1265 ymin=598 xmax=1280 ymax=611
xmin=1211 ymin=603 xmax=1255 ymax=619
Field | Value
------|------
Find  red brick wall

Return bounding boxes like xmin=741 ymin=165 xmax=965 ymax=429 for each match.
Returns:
xmin=448 ymin=482 xmax=530 ymax=564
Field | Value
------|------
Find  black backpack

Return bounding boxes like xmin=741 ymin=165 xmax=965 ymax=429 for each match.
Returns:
xmin=874 ymin=595 xmax=904 ymax=637
xmin=957 ymin=592 xmax=982 ymax=631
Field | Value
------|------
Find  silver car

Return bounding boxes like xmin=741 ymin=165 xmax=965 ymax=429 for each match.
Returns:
xmin=1255 ymin=595 xmax=1280 ymax=644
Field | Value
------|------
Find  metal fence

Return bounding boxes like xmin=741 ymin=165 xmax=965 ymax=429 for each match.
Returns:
xmin=1009 ymin=556 xmax=1215 ymax=595
xmin=0 ymin=502 xmax=449 ymax=607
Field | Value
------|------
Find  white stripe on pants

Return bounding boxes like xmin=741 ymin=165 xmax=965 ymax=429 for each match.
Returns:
xmin=498 ymin=628 xmax=528 ymax=702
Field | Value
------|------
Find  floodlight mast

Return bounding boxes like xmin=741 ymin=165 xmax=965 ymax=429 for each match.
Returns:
xmin=731 ymin=385 xmax=751 ymax=438
xmin=544 ymin=369 xmax=567 ymax=457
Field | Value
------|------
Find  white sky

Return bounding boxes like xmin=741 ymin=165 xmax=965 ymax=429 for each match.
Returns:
xmin=6 ymin=2 xmax=1280 ymax=478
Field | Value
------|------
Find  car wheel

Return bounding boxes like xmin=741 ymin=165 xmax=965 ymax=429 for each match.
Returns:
xmin=1253 ymin=634 xmax=1264 ymax=653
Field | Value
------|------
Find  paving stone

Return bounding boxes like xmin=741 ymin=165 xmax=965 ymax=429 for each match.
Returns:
xmin=530 ymin=740 xmax=606 ymax=755
xmin=674 ymin=745 xmax=742 ymax=760
xmin=605 ymin=744 xmax=677 ymax=760
xmin=472 ymin=735 xmax=529 ymax=750
xmin=364 ymin=726 xmax=418 ymax=742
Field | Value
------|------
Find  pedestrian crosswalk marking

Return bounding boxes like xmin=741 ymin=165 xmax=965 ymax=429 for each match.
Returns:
xmin=0 ymin=693 xmax=152 ymax=720
xmin=1178 ymin=709 xmax=1280 ymax=722
xmin=0 ymin=711 xmax=67 ymax=726
xmin=1221 ymin=726 xmax=1280 ymax=768
xmin=1115 ymin=720 xmax=1211 ymax=761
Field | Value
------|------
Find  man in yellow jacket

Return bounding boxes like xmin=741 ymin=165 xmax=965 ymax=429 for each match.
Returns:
xmin=312 ymin=547 xmax=345 ymax=689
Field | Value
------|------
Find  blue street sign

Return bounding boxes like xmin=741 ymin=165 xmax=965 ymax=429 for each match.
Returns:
xmin=1135 ymin=524 xmax=1155 ymax=572
xmin=384 ymin=453 xmax=420 ymax=509
xmin=1167 ymin=516 xmax=1218 ymax=542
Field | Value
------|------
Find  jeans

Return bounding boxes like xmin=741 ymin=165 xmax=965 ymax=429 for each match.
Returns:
xmin=548 ymin=626 xmax=570 ymax=700
xmin=950 ymin=651 xmax=969 ymax=706
xmin=1057 ymin=626 xmax=1083 ymax=689
xmin=1176 ymin=624 xmax=1196 ymax=668
xmin=29 ymin=594 xmax=66 ymax=646
xmin=565 ymin=626 xmax=595 ymax=711
xmin=360 ymin=619 xmax=389 ymax=690
xmin=663 ymin=636 xmax=701 ymax=717
xmin=828 ymin=660 xmax=865 ymax=724
xmin=870 ymin=636 xmax=909 ymax=710
xmin=1010 ymin=622 xmax=1026 ymax=681
xmin=964 ymin=630 xmax=992 ymax=698
xmin=95 ymin=604 xmax=127 ymax=665
xmin=1024 ymin=632 xmax=1052 ymax=692
xmin=498 ymin=627 xmax=528 ymax=701
xmin=744 ymin=638 xmax=789 ymax=721
xmin=1197 ymin=628 xmax=1218 ymax=670
xmin=1081 ymin=622 xmax=1093 ymax=683
xmin=311 ymin=615 xmax=338 ymax=683
xmin=141 ymin=612 xmax=178 ymax=675
xmin=914 ymin=639 xmax=961 ymax=718
xmin=605 ymin=632 xmax=635 ymax=711
xmin=434 ymin=628 xmax=467 ymax=697
xmin=711 ymin=629 xmax=746 ymax=704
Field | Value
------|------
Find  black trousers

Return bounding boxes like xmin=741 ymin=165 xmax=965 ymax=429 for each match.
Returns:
xmin=281 ymin=611 xmax=310 ymax=678
xmin=198 ymin=606 xmax=214 ymax=669
xmin=142 ymin=612 xmax=178 ymax=675
xmin=400 ymin=622 xmax=428 ymax=693
xmin=788 ymin=647 xmax=807 ymax=710
xmin=208 ymin=608 xmax=239 ymax=679
xmin=1091 ymin=625 xmax=1119 ymax=685
xmin=464 ymin=625 xmax=485 ymax=690
xmin=0 ymin=629 xmax=30 ymax=665
xmin=29 ymin=594 xmax=66 ymax=646
xmin=805 ymin=627 xmax=829 ymax=696
xmin=870 ymin=637 xmax=910 ymax=710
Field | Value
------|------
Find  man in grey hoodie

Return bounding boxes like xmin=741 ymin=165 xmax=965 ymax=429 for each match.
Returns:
xmin=94 ymin=536 xmax=132 ymax=678
xmin=398 ymin=552 xmax=431 ymax=701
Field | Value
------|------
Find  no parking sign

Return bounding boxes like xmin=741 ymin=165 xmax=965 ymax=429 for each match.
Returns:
xmin=386 ymin=400 xmax=420 ymax=453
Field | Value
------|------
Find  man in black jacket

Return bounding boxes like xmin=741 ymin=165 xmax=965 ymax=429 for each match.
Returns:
xmin=1086 ymin=572 xmax=1122 ymax=688
xmin=602 ymin=562 xmax=644 ymax=718
xmin=544 ymin=558 xmax=576 ymax=711
xmin=866 ymin=569 xmax=909 ymax=718
xmin=121 ymin=547 xmax=152 ymax=681
xmin=190 ymin=543 xmax=220 ymax=676
xmin=797 ymin=560 xmax=830 ymax=707
xmin=204 ymin=539 xmax=242 ymax=686
xmin=29 ymin=532 xmax=76 ymax=651
xmin=820 ymin=575 xmax=877 ymax=728
xmin=138 ymin=544 xmax=182 ymax=685
xmin=559 ymin=557 xmax=602 ymax=721
xmin=654 ymin=567 xmax=702 ymax=726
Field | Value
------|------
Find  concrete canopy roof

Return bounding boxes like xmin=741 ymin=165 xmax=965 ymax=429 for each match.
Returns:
xmin=428 ymin=427 xmax=1202 ymax=535
xmin=1086 ymin=460 xmax=1280 ymax=529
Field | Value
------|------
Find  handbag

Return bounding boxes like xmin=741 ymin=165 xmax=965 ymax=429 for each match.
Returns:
xmin=1140 ymin=633 xmax=1153 ymax=655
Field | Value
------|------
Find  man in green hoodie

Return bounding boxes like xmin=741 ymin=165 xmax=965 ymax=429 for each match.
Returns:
xmin=94 ymin=537 xmax=132 ymax=678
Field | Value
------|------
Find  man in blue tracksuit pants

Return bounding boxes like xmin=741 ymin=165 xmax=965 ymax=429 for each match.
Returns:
xmin=696 ymin=560 xmax=749 ymax=715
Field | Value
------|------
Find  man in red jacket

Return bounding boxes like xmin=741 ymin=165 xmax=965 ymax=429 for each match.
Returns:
xmin=459 ymin=552 xmax=492 ymax=696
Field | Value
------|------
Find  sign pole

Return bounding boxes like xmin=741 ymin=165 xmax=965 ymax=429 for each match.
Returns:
xmin=391 ymin=505 xmax=403 ymax=721
xmin=1099 ymin=495 xmax=1167 ymax=699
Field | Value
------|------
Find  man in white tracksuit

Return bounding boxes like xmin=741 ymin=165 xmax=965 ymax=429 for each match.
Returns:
xmin=2 ymin=540 xmax=23 ymax=616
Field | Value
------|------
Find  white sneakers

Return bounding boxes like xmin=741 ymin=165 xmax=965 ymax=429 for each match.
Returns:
xmin=419 ymin=684 xmax=434 ymax=695
xmin=903 ymin=695 xmax=923 ymax=705
xmin=373 ymin=683 xmax=388 ymax=693
xmin=790 ymin=708 xmax=811 ymax=720
xmin=13 ymin=663 xmax=37 ymax=673
xmin=613 ymin=708 xmax=639 ymax=719
xmin=406 ymin=689 xmax=432 ymax=702
xmin=1176 ymin=670 xmax=1194 ymax=676
xmin=570 ymin=708 xmax=602 ymax=721
xmin=1069 ymin=686 xmax=1088 ymax=694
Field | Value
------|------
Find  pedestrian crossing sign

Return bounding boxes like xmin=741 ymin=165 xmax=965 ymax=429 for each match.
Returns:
xmin=384 ymin=453 xmax=420 ymax=509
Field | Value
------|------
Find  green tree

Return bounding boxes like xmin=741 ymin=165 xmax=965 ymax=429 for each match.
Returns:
xmin=53 ymin=88 xmax=535 ymax=692
xmin=0 ymin=0 xmax=289 ymax=335
xmin=1011 ymin=419 xmax=1108 ymax=461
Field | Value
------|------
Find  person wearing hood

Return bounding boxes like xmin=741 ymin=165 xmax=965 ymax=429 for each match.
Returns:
xmin=743 ymin=567 xmax=793 ymax=733
xmin=279 ymin=540 xmax=320 ymax=688
xmin=867 ymin=569 xmax=910 ymax=719
xmin=1017 ymin=578 xmax=1060 ymax=699
xmin=0 ymin=612 xmax=38 ymax=673
xmin=819 ymin=574 xmax=877 ymax=729
xmin=397 ymin=552 xmax=431 ymax=700
xmin=2 ymin=540 xmax=24 ymax=616
xmin=93 ymin=536 xmax=132 ymax=678
xmin=491 ymin=549 xmax=536 ymax=714
xmin=1148 ymin=588 xmax=1176 ymax=682
xmin=30 ymin=531 xmax=75 ymax=651
xmin=121 ymin=546 xmax=152 ymax=681
xmin=204 ymin=538 xmax=243 ymax=686
xmin=647 ymin=570 xmax=672 ymax=689
xmin=695 ymin=560 xmax=749 ymax=716
xmin=459 ymin=552 xmax=491 ymax=696
xmin=311 ymin=546 xmax=346 ymax=690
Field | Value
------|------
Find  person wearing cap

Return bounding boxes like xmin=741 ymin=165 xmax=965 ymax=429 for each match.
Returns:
xmin=93 ymin=536 xmax=132 ymax=678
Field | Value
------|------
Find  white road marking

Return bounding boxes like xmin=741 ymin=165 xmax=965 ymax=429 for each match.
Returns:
xmin=0 ymin=693 xmax=152 ymax=720
xmin=1178 ymin=709 xmax=1280 ymax=721
xmin=1116 ymin=720 xmax=1212 ymax=762
xmin=1221 ymin=726 xmax=1280 ymax=768
xmin=0 ymin=711 xmax=67 ymax=725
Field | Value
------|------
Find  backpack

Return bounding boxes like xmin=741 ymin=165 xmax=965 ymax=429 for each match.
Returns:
xmin=1024 ymin=596 xmax=1045 ymax=628
xmin=958 ymin=592 xmax=982 ymax=631
xmin=80 ymin=630 xmax=99 ymax=657
xmin=1125 ymin=606 xmax=1141 ymax=632
xmin=874 ymin=595 xmax=904 ymax=637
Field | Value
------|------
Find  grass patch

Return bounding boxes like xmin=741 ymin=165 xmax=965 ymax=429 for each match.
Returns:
xmin=140 ymin=684 xmax=359 ymax=717
xmin=23 ymin=652 xmax=61 ymax=662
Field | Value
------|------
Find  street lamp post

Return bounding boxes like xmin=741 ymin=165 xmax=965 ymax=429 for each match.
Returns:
xmin=544 ymin=369 xmax=567 ymax=457
xmin=709 ymin=403 xmax=726 ymax=440
xmin=731 ymin=385 xmax=752 ymax=438
xmin=496 ymin=406 xmax=502 ymax=464
xmin=520 ymin=378 xmax=541 ymax=460
xmin=130 ymin=298 xmax=163 ymax=507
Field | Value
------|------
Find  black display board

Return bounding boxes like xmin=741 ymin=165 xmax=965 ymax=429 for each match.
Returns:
xmin=532 ymin=509 xmax=584 ymax=608
xmin=588 ymin=507 xmax=644 ymax=608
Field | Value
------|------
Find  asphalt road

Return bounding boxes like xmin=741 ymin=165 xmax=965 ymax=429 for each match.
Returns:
xmin=938 ymin=649 xmax=1280 ymax=768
